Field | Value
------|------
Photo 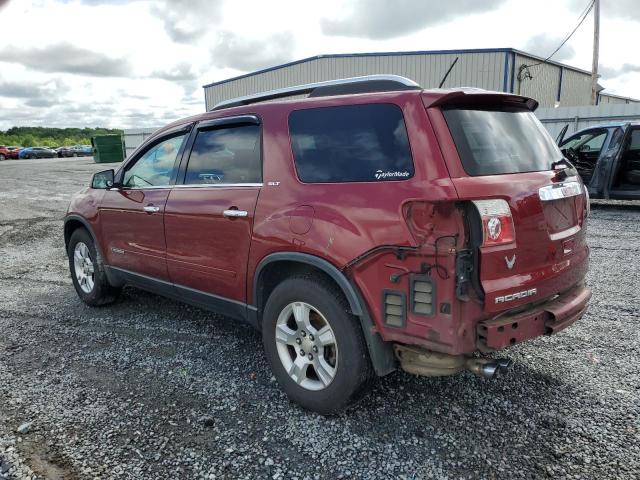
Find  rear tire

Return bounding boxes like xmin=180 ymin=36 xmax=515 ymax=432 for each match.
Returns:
xmin=68 ymin=228 xmax=120 ymax=306
xmin=0 ymin=154 xmax=5 ymax=161
xmin=262 ymin=275 xmax=373 ymax=415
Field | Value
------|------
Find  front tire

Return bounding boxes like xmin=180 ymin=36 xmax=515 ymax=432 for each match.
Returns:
xmin=262 ymin=276 xmax=373 ymax=415
xmin=68 ymin=228 xmax=120 ymax=306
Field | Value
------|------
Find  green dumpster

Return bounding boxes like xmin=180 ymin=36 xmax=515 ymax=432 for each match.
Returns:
xmin=91 ymin=135 xmax=125 ymax=163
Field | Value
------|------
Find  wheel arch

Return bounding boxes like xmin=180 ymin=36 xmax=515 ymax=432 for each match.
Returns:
xmin=64 ymin=215 xmax=102 ymax=258
xmin=252 ymin=252 xmax=396 ymax=376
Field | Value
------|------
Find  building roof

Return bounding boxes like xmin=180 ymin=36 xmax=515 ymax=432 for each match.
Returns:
xmin=203 ymin=47 xmax=594 ymax=89
xmin=599 ymin=91 xmax=640 ymax=102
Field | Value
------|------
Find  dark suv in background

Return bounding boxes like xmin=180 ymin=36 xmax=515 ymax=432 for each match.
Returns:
xmin=558 ymin=122 xmax=640 ymax=200
xmin=64 ymin=75 xmax=591 ymax=414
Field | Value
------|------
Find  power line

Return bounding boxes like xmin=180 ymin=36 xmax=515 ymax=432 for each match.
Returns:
xmin=526 ymin=0 xmax=595 ymax=69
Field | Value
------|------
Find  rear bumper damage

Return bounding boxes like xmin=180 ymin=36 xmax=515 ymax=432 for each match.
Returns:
xmin=394 ymin=282 xmax=591 ymax=379
xmin=477 ymin=282 xmax=592 ymax=351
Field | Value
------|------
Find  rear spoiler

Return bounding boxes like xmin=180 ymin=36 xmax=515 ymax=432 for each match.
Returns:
xmin=422 ymin=88 xmax=539 ymax=111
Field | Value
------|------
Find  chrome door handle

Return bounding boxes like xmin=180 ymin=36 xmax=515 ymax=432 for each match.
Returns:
xmin=223 ymin=209 xmax=248 ymax=218
xmin=143 ymin=205 xmax=160 ymax=213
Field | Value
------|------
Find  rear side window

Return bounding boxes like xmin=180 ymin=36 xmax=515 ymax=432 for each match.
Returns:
xmin=443 ymin=108 xmax=563 ymax=176
xmin=289 ymin=104 xmax=414 ymax=183
xmin=184 ymin=125 xmax=261 ymax=184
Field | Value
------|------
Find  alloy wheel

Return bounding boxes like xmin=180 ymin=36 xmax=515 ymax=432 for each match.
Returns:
xmin=73 ymin=242 xmax=95 ymax=293
xmin=275 ymin=302 xmax=338 ymax=391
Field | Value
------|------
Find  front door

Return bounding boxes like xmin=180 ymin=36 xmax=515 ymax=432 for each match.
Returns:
xmin=99 ymin=132 xmax=188 ymax=280
xmin=164 ymin=117 xmax=262 ymax=306
xmin=559 ymin=128 xmax=608 ymax=187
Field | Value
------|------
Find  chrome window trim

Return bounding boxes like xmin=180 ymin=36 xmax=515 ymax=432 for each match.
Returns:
xmin=110 ymin=183 xmax=263 ymax=191
xmin=538 ymin=180 xmax=583 ymax=201
xmin=173 ymin=183 xmax=263 ymax=188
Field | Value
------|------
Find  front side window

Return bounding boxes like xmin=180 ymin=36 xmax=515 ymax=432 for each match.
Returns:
xmin=288 ymin=104 xmax=414 ymax=183
xmin=123 ymin=134 xmax=186 ymax=188
xmin=184 ymin=125 xmax=261 ymax=184
xmin=443 ymin=107 xmax=563 ymax=176
xmin=560 ymin=130 xmax=607 ymax=154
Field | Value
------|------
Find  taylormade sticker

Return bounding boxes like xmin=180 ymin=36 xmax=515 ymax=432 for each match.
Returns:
xmin=375 ymin=170 xmax=410 ymax=180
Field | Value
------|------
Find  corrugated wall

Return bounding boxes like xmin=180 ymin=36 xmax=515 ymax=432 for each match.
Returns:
xmin=511 ymin=53 xmax=563 ymax=107
xmin=204 ymin=52 xmax=506 ymax=110
xmin=536 ymin=104 xmax=640 ymax=138
xmin=558 ymin=68 xmax=592 ymax=107
xmin=599 ymin=94 xmax=638 ymax=105
xmin=503 ymin=53 xmax=595 ymax=108
xmin=123 ymin=128 xmax=159 ymax=158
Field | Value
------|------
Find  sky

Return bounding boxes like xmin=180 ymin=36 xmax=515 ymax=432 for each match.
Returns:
xmin=0 ymin=0 xmax=638 ymax=130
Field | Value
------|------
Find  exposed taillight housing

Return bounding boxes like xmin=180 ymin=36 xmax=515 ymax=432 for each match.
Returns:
xmin=471 ymin=199 xmax=516 ymax=246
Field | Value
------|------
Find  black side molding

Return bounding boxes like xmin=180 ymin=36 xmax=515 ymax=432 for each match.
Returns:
xmin=253 ymin=252 xmax=396 ymax=376
xmin=105 ymin=266 xmax=257 ymax=328
xmin=253 ymin=252 xmax=362 ymax=315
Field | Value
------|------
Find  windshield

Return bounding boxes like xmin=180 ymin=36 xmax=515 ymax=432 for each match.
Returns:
xmin=443 ymin=107 xmax=563 ymax=176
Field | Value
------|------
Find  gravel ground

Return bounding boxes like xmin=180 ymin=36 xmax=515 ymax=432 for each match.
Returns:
xmin=0 ymin=157 xmax=638 ymax=480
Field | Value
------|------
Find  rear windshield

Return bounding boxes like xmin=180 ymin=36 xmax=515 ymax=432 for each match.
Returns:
xmin=443 ymin=107 xmax=563 ymax=176
xmin=289 ymin=104 xmax=414 ymax=183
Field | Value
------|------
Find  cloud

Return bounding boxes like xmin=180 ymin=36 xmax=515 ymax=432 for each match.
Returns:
xmin=150 ymin=0 xmax=223 ymax=43
xmin=0 ymin=81 xmax=35 ymax=99
xmin=0 ymin=43 xmax=131 ymax=77
xmin=320 ymin=0 xmax=506 ymax=39
xmin=24 ymin=97 xmax=58 ymax=108
xmin=522 ymin=34 xmax=576 ymax=62
xmin=210 ymin=31 xmax=294 ymax=71
xmin=151 ymin=62 xmax=199 ymax=82
xmin=0 ymin=78 xmax=69 ymax=107
xmin=599 ymin=63 xmax=640 ymax=79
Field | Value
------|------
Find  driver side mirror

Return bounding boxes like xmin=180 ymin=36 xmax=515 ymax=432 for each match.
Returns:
xmin=91 ymin=169 xmax=115 ymax=189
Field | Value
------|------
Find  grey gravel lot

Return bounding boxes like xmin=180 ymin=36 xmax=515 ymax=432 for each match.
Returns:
xmin=0 ymin=157 xmax=639 ymax=480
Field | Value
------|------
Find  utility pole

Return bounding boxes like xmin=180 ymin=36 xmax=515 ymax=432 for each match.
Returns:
xmin=591 ymin=0 xmax=600 ymax=105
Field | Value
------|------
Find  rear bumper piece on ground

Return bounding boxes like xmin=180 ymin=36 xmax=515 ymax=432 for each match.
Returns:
xmin=477 ymin=283 xmax=592 ymax=351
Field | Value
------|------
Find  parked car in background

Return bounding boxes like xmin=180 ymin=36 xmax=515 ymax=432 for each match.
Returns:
xmin=7 ymin=147 xmax=22 ymax=159
xmin=59 ymin=145 xmax=93 ymax=157
xmin=56 ymin=146 xmax=70 ymax=157
xmin=0 ymin=146 xmax=21 ymax=160
xmin=18 ymin=147 xmax=57 ymax=159
xmin=64 ymin=76 xmax=591 ymax=414
xmin=557 ymin=122 xmax=640 ymax=200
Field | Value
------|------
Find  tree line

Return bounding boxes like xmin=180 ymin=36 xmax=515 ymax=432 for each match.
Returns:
xmin=0 ymin=127 xmax=123 ymax=148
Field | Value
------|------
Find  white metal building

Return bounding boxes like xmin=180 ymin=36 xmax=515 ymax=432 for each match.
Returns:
xmin=203 ymin=48 xmax=638 ymax=110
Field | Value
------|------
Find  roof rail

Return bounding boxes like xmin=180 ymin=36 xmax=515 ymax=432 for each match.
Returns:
xmin=211 ymin=74 xmax=421 ymax=110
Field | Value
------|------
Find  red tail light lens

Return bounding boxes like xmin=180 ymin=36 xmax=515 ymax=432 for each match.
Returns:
xmin=472 ymin=199 xmax=515 ymax=246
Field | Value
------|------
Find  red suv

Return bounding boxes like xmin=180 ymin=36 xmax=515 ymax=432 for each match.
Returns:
xmin=64 ymin=76 xmax=591 ymax=414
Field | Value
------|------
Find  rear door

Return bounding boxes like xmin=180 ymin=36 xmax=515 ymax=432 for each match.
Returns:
xmin=428 ymin=102 xmax=589 ymax=312
xmin=98 ymin=129 xmax=189 ymax=280
xmin=163 ymin=115 xmax=262 ymax=310
xmin=608 ymin=126 xmax=640 ymax=200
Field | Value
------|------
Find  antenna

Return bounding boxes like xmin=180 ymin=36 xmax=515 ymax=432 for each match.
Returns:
xmin=438 ymin=57 xmax=459 ymax=88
